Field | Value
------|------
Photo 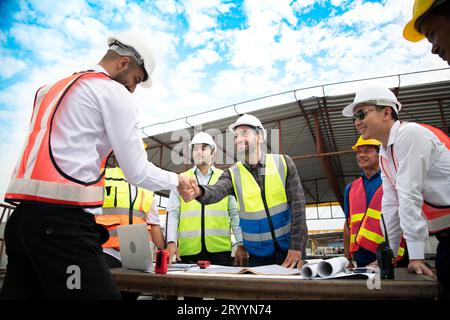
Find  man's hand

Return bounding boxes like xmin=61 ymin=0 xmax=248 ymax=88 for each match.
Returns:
xmin=281 ymin=249 xmax=302 ymax=269
xmin=346 ymin=260 xmax=355 ymax=269
xmin=177 ymin=176 xmax=201 ymax=202
xmin=167 ymin=242 xmax=181 ymax=265
xmin=234 ymin=245 xmax=248 ymax=267
xmin=407 ymin=259 xmax=437 ymax=279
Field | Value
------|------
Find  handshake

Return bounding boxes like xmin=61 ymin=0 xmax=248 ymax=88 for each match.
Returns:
xmin=177 ymin=176 xmax=202 ymax=202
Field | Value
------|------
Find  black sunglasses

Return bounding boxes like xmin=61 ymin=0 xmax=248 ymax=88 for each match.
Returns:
xmin=352 ymin=110 xmax=369 ymax=122
xmin=352 ymin=107 xmax=386 ymax=122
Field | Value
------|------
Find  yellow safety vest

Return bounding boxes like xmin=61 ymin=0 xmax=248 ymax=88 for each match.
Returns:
xmin=230 ymin=154 xmax=291 ymax=257
xmin=178 ymin=168 xmax=231 ymax=256
xmin=96 ymin=167 xmax=154 ymax=250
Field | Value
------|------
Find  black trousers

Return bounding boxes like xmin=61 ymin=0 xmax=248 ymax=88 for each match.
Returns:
xmin=0 ymin=203 xmax=121 ymax=300
xmin=102 ymin=253 xmax=140 ymax=301
xmin=436 ymin=232 xmax=450 ymax=300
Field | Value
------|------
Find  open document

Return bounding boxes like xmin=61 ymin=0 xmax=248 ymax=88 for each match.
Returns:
xmin=186 ymin=264 xmax=301 ymax=276
xmin=184 ymin=257 xmax=377 ymax=281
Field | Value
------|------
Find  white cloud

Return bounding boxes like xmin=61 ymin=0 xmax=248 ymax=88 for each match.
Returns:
xmin=183 ymin=0 xmax=234 ymax=47
xmin=0 ymin=56 xmax=27 ymax=79
xmin=1 ymin=0 xmax=449 ymax=201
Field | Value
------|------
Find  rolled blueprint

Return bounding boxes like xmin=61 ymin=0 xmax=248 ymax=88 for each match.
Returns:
xmin=300 ymin=262 xmax=320 ymax=279
xmin=317 ymin=257 xmax=349 ymax=278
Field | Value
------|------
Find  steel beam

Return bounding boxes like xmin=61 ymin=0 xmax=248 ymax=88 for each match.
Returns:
xmin=438 ymin=100 xmax=448 ymax=134
xmin=313 ymin=112 xmax=345 ymax=209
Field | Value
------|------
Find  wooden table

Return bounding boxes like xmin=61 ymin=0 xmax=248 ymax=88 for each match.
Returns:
xmin=110 ymin=268 xmax=440 ymax=300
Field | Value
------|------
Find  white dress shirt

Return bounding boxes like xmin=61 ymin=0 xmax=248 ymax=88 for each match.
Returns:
xmin=51 ymin=65 xmax=178 ymax=213
xmin=379 ymin=121 xmax=450 ymax=260
xmin=166 ymin=165 xmax=243 ymax=245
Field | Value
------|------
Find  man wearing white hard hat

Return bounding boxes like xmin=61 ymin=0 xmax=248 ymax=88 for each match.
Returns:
xmin=342 ymin=84 xmax=450 ymax=299
xmin=166 ymin=132 xmax=248 ymax=268
xmin=403 ymin=0 xmax=450 ymax=65
xmin=1 ymin=32 xmax=193 ymax=299
xmin=180 ymin=115 xmax=308 ymax=268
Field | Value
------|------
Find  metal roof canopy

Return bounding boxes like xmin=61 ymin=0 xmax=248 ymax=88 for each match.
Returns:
xmin=142 ymin=70 xmax=450 ymax=208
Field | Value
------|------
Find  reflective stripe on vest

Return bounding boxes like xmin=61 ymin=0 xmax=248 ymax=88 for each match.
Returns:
xmin=95 ymin=167 xmax=153 ymax=250
xmin=230 ymin=154 xmax=291 ymax=257
xmin=178 ymin=168 xmax=231 ymax=256
xmin=5 ymin=72 xmax=111 ymax=207
xmin=395 ymin=236 xmax=407 ymax=264
xmin=349 ymin=178 xmax=385 ymax=254
xmin=380 ymin=122 xmax=450 ymax=234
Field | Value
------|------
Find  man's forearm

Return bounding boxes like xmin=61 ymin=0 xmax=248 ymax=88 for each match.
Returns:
xmin=196 ymin=170 xmax=235 ymax=205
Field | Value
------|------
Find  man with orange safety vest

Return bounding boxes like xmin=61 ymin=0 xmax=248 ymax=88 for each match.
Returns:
xmin=96 ymin=165 xmax=164 ymax=267
xmin=342 ymin=84 xmax=450 ymax=299
xmin=403 ymin=0 xmax=450 ymax=65
xmin=96 ymin=162 xmax=164 ymax=300
xmin=1 ymin=32 xmax=193 ymax=299
xmin=343 ymin=136 xmax=407 ymax=268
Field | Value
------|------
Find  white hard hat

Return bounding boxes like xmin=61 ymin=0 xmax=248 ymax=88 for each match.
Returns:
xmin=342 ymin=84 xmax=402 ymax=117
xmin=228 ymin=114 xmax=267 ymax=141
xmin=107 ymin=32 xmax=156 ymax=89
xmin=190 ymin=132 xmax=216 ymax=150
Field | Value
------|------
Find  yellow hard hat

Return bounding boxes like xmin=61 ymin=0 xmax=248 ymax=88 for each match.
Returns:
xmin=403 ymin=0 xmax=446 ymax=42
xmin=352 ymin=136 xmax=382 ymax=150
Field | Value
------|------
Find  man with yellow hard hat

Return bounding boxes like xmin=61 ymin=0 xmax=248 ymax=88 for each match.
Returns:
xmin=343 ymin=136 xmax=407 ymax=268
xmin=404 ymin=0 xmax=450 ymax=65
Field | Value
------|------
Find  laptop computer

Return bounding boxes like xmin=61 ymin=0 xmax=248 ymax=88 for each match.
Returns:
xmin=117 ymin=224 xmax=199 ymax=273
xmin=117 ymin=224 xmax=154 ymax=272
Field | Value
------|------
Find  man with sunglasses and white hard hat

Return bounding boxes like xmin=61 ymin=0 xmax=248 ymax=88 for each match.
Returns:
xmin=343 ymin=84 xmax=450 ymax=299
xmin=179 ymin=114 xmax=308 ymax=268
xmin=1 ymin=32 xmax=193 ymax=299
xmin=404 ymin=0 xmax=450 ymax=65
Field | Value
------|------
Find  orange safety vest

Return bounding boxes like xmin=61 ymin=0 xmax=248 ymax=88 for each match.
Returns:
xmin=380 ymin=122 xmax=450 ymax=234
xmin=95 ymin=167 xmax=153 ymax=250
xmin=348 ymin=178 xmax=385 ymax=255
xmin=5 ymin=71 xmax=111 ymax=207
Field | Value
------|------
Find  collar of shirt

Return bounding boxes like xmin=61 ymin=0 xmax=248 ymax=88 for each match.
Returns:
xmin=90 ymin=64 xmax=110 ymax=76
xmin=379 ymin=120 xmax=401 ymax=159
xmin=360 ymin=170 xmax=381 ymax=182
xmin=243 ymin=152 xmax=266 ymax=171
xmin=193 ymin=165 xmax=217 ymax=185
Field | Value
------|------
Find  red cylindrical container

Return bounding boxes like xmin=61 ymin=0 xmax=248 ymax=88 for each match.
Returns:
xmin=155 ymin=249 xmax=169 ymax=274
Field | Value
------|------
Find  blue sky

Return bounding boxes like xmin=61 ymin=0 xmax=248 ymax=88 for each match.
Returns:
xmin=0 ymin=0 xmax=449 ymax=229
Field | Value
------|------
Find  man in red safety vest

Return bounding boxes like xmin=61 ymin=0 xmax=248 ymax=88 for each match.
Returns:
xmin=344 ymin=136 xmax=407 ymax=268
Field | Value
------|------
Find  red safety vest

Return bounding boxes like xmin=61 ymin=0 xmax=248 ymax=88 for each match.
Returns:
xmin=395 ymin=236 xmax=407 ymax=264
xmin=380 ymin=122 xmax=450 ymax=234
xmin=5 ymin=71 xmax=111 ymax=208
xmin=348 ymin=177 xmax=406 ymax=260
xmin=348 ymin=178 xmax=385 ymax=254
